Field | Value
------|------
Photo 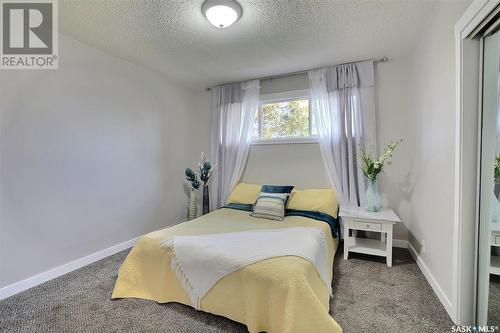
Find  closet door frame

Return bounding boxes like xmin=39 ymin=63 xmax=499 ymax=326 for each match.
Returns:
xmin=476 ymin=23 xmax=500 ymax=325
xmin=455 ymin=0 xmax=500 ymax=325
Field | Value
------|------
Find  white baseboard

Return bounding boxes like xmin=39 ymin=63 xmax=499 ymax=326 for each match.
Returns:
xmin=408 ymin=242 xmax=455 ymax=322
xmin=0 ymin=236 xmax=139 ymax=301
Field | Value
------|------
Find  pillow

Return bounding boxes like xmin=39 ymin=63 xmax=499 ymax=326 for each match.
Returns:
xmin=261 ymin=185 xmax=294 ymax=194
xmin=287 ymin=188 xmax=339 ymax=218
xmin=261 ymin=184 xmax=294 ymax=206
xmin=250 ymin=192 xmax=289 ymax=221
xmin=226 ymin=183 xmax=262 ymax=205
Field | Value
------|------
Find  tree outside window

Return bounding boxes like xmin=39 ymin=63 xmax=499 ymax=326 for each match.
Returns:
xmin=252 ymin=99 xmax=317 ymax=139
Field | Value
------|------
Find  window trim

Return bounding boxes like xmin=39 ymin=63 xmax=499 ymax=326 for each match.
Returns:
xmin=259 ymin=89 xmax=310 ymax=103
xmin=252 ymin=89 xmax=316 ymax=144
xmin=251 ymin=136 xmax=319 ymax=146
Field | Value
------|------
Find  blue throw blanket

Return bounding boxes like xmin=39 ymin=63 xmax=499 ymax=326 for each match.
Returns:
xmin=223 ymin=203 xmax=340 ymax=238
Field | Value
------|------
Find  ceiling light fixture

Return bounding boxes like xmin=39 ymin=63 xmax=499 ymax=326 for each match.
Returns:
xmin=201 ymin=0 xmax=242 ymax=29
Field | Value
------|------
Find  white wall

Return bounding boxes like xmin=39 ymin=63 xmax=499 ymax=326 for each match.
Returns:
xmin=241 ymin=61 xmax=413 ymax=241
xmin=375 ymin=57 xmax=413 ymax=242
xmin=242 ymin=143 xmax=329 ymax=189
xmin=405 ymin=0 xmax=471 ymax=305
xmin=0 ymin=35 xmax=210 ymax=288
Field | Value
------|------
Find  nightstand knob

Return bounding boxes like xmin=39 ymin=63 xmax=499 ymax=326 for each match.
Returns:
xmin=366 ymin=224 xmax=370 ymax=229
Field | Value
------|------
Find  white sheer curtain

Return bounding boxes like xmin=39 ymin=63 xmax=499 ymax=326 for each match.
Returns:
xmin=308 ymin=61 xmax=376 ymax=206
xmin=210 ymin=80 xmax=261 ymax=210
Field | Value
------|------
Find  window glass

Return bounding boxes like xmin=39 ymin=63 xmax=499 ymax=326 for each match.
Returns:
xmin=253 ymin=99 xmax=316 ymax=139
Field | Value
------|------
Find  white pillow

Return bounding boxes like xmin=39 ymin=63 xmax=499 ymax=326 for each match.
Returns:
xmin=250 ymin=192 xmax=289 ymax=221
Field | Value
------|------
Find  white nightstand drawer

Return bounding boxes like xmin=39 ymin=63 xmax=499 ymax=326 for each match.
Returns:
xmin=494 ymin=235 xmax=500 ymax=246
xmin=351 ymin=220 xmax=382 ymax=231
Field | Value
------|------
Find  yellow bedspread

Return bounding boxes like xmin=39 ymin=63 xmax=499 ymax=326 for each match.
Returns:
xmin=112 ymin=208 xmax=342 ymax=333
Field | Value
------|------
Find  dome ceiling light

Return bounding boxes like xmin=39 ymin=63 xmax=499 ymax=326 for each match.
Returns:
xmin=201 ymin=0 xmax=242 ymax=29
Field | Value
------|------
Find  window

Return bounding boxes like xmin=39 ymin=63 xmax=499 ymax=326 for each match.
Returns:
xmin=252 ymin=90 xmax=317 ymax=143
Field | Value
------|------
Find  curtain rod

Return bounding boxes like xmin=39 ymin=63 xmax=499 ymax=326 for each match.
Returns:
xmin=205 ymin=56 xmax=388 ymax=92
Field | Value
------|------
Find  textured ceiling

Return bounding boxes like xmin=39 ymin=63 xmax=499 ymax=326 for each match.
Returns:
xmin=60 ymin=0 xmax=445 ymax=90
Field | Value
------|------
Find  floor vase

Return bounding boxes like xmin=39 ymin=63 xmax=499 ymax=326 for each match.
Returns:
xmin=188 ymin=190 xmax=197 ymax=220
xmin=203 ymin=186 xmax=210 ymax=215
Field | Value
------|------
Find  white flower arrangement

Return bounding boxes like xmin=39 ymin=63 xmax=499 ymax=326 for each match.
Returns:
xmin=359 ymin=140 xmax=402 ymax=182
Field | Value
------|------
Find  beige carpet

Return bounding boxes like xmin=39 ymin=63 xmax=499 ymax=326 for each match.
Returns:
xmin=490 ymin=274 xmax=500 ymax=326
xmin=0 ymin=245 xmax=454 ymax=332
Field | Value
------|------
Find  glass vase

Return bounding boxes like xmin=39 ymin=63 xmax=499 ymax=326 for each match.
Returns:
xmin=495 ymin=180 xmax=500 ymax=200
xmin=365 ymin=179 xmax=382 ymax=212
xmin=203 ymin=185 xmax=210 ymax=215
xmin=492 ymin=181 xmax=500 ymax=224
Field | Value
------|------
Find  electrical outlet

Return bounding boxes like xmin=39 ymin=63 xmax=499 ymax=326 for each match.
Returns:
xmin=421 ymin=239 xmax=426 ymax=253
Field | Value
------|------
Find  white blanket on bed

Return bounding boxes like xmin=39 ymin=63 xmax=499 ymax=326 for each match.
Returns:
xmin=164 ymin=226 xmax=331 ymax=309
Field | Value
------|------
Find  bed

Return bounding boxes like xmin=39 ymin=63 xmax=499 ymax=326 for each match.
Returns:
xmin=112 ymin=185 xmax=342 ymax=333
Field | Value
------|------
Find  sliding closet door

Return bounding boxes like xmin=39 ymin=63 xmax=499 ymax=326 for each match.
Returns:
xmin=477 ymin=21 xmax=500 ymax=326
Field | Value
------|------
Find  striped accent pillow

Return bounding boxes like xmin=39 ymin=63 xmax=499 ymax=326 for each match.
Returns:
xmin=250 ymin=192 xmax=289 ymax=221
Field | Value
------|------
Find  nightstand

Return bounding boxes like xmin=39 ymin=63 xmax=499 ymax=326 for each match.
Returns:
xmin=339 ymin=206 xmax=401 ymax=267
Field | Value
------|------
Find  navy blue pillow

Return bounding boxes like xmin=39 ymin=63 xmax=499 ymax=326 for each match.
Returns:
xmin=261 ymin=185 xmax=294 ymax=206
xmin=261 ymin=185 xmax=294 ymax=194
